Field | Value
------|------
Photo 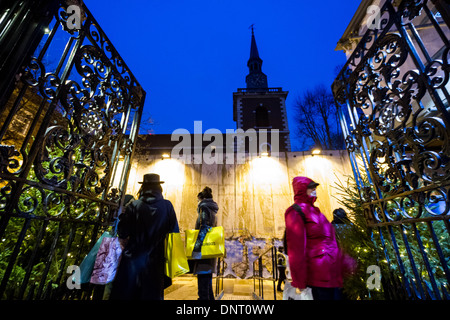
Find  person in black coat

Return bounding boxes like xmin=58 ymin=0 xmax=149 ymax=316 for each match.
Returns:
xmin=193 ymin=187 xmax=219 ymax=300
xmin=110 ymin=174 xmax=179 ymax=300
xmin=276 ymin=246 xmax=287 ymax=292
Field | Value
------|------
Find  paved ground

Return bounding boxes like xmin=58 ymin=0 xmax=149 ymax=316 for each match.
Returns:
xmin=164 ymin=275 xmax=284 ymax=300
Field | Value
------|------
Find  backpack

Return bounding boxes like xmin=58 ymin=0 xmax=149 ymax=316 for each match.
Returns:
xmin=283 ymin=204 xmax=306 ymax=254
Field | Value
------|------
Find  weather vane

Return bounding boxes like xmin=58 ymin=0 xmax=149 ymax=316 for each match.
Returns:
xmin=249 ymin=23 xmax=255 ymax=34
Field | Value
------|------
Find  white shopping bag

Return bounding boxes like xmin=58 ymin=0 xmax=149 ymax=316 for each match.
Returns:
xmin=285 ymin=256 xmax=292 ymax=281
xmin=283 ymin=281 xmax=313 ymax=300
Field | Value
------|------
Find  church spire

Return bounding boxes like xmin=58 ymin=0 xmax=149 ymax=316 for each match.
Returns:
xmin=246 ymin=25 xmax=268 ymax=89
xmin=249 ymin=25 xmax=261 ymax=61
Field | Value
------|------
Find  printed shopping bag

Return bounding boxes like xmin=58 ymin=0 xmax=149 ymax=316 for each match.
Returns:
xmin=185 ymin=226 xmax=225 ymax=259
xmin=282 ymin=282 xmax=313 ymax=300
xmin=79 ymin=231 xmax=113 ymax=284
xmin=165 ymin=232 xmax=190 ymax=278
xmin=90 ymin=236 xmax=123 ymax=285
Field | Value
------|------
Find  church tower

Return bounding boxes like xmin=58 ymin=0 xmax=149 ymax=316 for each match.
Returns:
xmin=233 ymin=27 xmax=291 ymax=153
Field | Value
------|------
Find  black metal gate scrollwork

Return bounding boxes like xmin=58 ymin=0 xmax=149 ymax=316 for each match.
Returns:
xmin=333 ymin=0 xmax=450 ymax=299
xmin=0 ymin=1 xmax=145 ymax=299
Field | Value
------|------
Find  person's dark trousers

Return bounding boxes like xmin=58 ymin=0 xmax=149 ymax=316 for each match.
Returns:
xmin=277 ymin=267 xmax=286 ymax=291
xmin=197 ymin=273 xmax=214 ymax=300
xmin=310 ymin=286 xmax=343 ymax=300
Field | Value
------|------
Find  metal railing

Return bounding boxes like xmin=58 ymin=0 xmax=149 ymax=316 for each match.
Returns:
xmin=236 ymin=87 xmax=284 ymax=93
xmin=214 ymin=257 xmax=225 ymax=300
xmin=332 ymin=0 xmax=450 ymax=300
xmin=252 ymin=246 xmax=277 ymax=300
xmin=0 ymin=0 xmax=145 ymax=300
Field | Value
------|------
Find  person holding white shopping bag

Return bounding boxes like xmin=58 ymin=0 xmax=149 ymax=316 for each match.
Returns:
xmin=284 ymin=176 xmax=355 ymax=300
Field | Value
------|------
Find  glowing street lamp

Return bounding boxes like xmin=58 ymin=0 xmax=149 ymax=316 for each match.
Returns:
xmin=312 ymin=148 xmax=321 ymax=156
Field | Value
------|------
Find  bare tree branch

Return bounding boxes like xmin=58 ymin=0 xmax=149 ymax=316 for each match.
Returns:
xmin=293 ymin=84 xmax=344 ymax=150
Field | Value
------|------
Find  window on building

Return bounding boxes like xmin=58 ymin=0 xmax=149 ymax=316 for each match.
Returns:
xmin=255 ymin=106 xmax=269 ymax=127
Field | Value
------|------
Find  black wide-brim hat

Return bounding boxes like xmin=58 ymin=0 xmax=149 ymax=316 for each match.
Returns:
xmin=138 ymin=173 xmax=165 ymax=184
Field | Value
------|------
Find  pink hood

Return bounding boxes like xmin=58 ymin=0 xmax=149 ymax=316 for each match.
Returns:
xmin=292 ymin=176 xmax=317 ymax=205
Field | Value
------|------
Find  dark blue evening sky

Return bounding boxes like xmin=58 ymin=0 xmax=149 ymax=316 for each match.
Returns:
xmin=85 ymin=0 xmax=361 ymax=150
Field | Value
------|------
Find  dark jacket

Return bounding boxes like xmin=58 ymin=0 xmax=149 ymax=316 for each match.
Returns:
xmin=110 ymin=191 xmax=178 ymax=300
xmin=193 ymin=199 xmax=219 ymax=274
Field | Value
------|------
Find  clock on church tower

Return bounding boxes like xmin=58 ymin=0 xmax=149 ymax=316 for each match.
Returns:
xmin=233 ymin=27 xmax=291 ymax=152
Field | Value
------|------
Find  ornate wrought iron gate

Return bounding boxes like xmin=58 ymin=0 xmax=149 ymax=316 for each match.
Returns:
xmin=333 ymin=0 xmax=450 ymax=299
xmin=0 ymin=0 xmax=145 ymax=299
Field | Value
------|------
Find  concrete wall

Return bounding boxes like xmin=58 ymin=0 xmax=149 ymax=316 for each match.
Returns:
xmin=126 ymin=150 xmax=353 ymax=239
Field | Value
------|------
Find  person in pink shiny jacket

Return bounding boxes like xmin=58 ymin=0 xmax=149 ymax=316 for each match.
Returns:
xmin=285 ymin=176 xmax=355 ymax=300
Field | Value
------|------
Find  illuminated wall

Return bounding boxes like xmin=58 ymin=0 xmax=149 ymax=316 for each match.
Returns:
xmin=125 ymin=150 xmax=353 ymax=239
